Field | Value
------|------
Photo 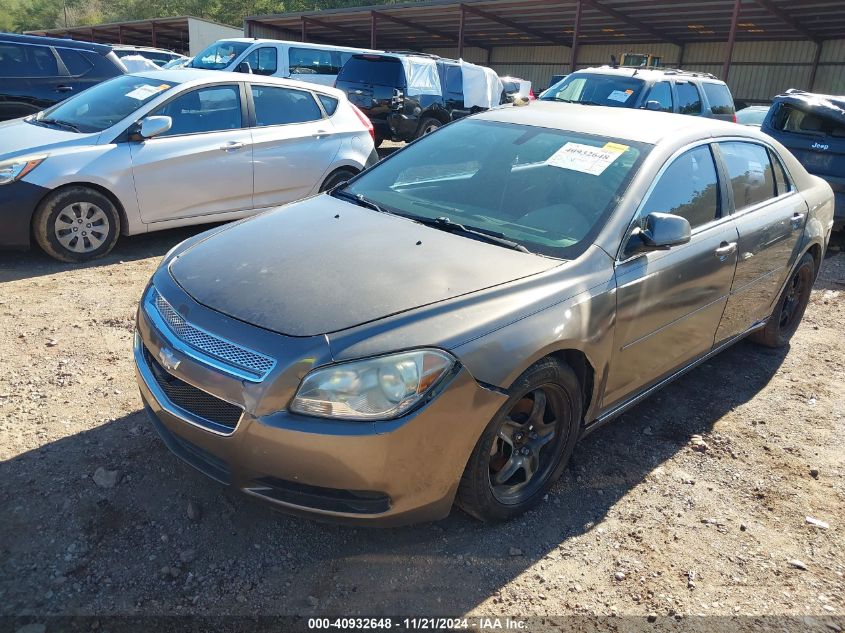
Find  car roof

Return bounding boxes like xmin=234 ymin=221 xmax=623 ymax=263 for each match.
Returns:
xmin=209 ymin=37 xmax=377 ymax=53
xmin=0 ymin=32 xmax=113 ymax=55
xmin=572 ymin=66 xmax=726 ymax=84
xmin=130 ymin=69 xmax=347 ymax=98
xmin=113 ymin=45 xmax=179 ymax=54
xmin=478 ymin=101 xmax=757 ymax=145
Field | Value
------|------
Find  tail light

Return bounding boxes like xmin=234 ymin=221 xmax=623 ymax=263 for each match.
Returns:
xmin=529 ymin=89 xmax=536 ymax=100
xmin=733 ymin=113 xmax=738 ymax=123
xmin=350 ymin=103 xmax=374 ymax=141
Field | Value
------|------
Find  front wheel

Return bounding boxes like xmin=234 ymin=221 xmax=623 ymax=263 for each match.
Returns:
xmin=32 ymin=186 xmax=120 ymax=263
xmin=750 ymin=252 xmax=815 ymax=348
xmin=319 ymin=168 xmax=359 ymax=193
xmin=456 ymin=358 xmax=582 ymax=522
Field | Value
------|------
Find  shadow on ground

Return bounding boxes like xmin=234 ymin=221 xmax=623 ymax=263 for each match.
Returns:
xmin=0 ymin=338 xmax=787 ymax=616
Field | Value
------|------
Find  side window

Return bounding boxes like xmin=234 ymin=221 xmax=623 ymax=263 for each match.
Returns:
xmin=675 ymin=82 xmax=702 ymax=115
xmin=252 ymin=85 xmax=322 ymax=126
xmin=154 ymin=85 xmax=242 ymax=137
xmin=719 ymin=142 xmax=777 ymax=210
xmin=31 ymin=45 xmax=60 ymax=77
xmin=0 ymin=44 xmax=28 ymax=77
xmin=445 ymin=66 xmax=463 ymax=95
xmin=289 ymin=47 xmax=338 ymax=75
xmin=646 ymin=81 xmax=673 ymax=112
xmin=317 ymin=93 xmax=338 ymax=116
xmin=640 ymin=145 xmax=720 ymax=230
xmin=768 ymin=148 xmax=793 ymax=196
xmin=57 ymin=48 xmax=93 ymax=76
xmin=701 ymin=82 xmax=735 ymax=115
xmin=244 ymin=47 xmax=277 ymax=76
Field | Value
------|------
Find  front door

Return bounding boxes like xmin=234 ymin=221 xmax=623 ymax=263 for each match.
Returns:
xmin=130 ymin=83 xmax=253 ymax=224
xmin=249 ymin=83 xmax=341 ymax=208
xmin=714 ymin=141 xmax=808 ymax=342
xmin=604 ymin=144 xmax=738 ymax=409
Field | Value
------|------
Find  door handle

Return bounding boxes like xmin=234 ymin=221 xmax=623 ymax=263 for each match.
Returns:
xmin=714 ymin=241 xmax=737 ymax=260
xmin=790 ymin=212 xmax=806 ymax=230
xmin=312 ymin=130 xmax=330 ymax=138
xmin=220 ymin=141 xmax=245 ymax=151
xmin=55 ymin=85 xmax=73 ymax=92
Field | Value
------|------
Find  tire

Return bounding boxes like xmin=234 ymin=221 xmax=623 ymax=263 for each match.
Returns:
xmin=415 ymin=117 xmax=442 ymax=139
xmin=373 ymin=136 xmax=385 ymax=149
xmin=33 ymin=186 xmax=120 ymax=263
xmin=456 ymin=358 xmax=582 ymax=522
xmin=750 ymin=252 xmax=815 ymax=348
xmin=319 ymin=168 xmax=359 ymax=193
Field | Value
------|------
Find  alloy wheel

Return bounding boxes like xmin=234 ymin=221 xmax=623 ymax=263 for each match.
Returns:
xmin=488 ymin=385 xmax=570 ymax=504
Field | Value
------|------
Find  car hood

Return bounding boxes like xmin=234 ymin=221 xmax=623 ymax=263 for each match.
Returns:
xmin=0 ymin=118 xmax=97 ymax=161
xmin=169 ymin=195 xmax=559 ymax=337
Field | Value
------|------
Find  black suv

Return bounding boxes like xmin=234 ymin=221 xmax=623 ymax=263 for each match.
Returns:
xmin=540 ymin=66 xmax=736 ymax=122
xmin=763 ymin=90 xmax=845 ymax=230
xmin=335 ymin=52 xmax=493 ymax=145
xmin=0 ymin=33 xmax=126 ymax=122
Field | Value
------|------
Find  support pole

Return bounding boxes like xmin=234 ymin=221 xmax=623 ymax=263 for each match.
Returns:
xmin=370 ymin=11 xmax=377 ymax=49
xmin=808 ymin=41 xmax=821 ymax=91
xmin=570 ymin=0 xmax=582 ymax=73
xmin=118 ymin=25 xmax=124 ymax=44
xmin=458 ymin=5 xmax=466 ymax=59
xmin=301 ymin=17 xmax=307 ymax=43
xmin=677 ymin=42 xmax=685 ymax=69
xmin=151 ymin=21 xmax=158 ymax=48
xmin=722 ymin=0 xmax=741 ymax=81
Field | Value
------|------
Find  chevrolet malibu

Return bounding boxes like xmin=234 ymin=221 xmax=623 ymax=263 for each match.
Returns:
xmin=0 ymin=69 xmax=376 ymax=262
xmin=135 ymin=103 xmax=834 ymax=525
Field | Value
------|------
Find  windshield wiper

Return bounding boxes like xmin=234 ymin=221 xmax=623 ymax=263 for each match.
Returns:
xmin=36 ymin=118 xmax=81 ymax=133
xmin=331 ymin=188 xmax=387 ymax=214
xmin=414 ymin=216 xmax=531 ymax=254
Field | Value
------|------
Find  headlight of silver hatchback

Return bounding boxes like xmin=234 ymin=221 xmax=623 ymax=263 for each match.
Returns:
xmin=290 ymin=349 xmax=456 ymax=420
xmin=0 ymin=155 xmax=47 ymax=185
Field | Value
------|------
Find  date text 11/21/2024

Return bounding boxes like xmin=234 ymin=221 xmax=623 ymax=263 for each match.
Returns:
xmin=307 ymin=617 xmax=528 ymax=630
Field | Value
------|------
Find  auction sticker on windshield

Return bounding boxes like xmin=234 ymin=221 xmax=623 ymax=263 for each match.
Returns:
xmin=607 ymin=89 xmax=633 ymax=103
xmin=126 ymin=84 xmax=171 ymax=101
xmin=547 ymin=141 xmax=627 ymax=175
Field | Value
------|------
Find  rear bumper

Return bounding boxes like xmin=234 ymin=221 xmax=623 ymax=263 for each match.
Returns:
xmin=0 ymin=179 xmax=48 ymax=249
xmin=134 ymin=284 xmax=507 ymax=526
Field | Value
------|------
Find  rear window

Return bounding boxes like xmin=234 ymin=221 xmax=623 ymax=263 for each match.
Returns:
xmin=675 ymin=82 xmax=702 ymax=115
xmin=0 ymin=43 xmax=59 ymax=78
xmin=337 ymin=55 xmax=404 ymax=87
xmin=289 ymin=47 xmax=343 ymax=75
xmin=702 ymin=82 xmax=735 ymax=115
xmin=540 ymin=73 xmax=644 ymax=108
xmin=318 ymin=94 xmax=338 ymax=115
xmin=57 ymin=48 xmax=93 ymax=76
xmin=771 ymin=104 xmax=845 ymax=138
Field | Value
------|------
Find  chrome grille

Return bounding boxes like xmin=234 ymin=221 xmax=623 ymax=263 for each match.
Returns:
xmin=149 ymin=289 xmax=275 ymax=380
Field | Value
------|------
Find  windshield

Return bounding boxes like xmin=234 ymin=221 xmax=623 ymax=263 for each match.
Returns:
xmin=336 ymin=55 xmax=404 ymax=86
xmin=342 ymin=119 xmax=648 ymax=258
xmin=191 ymin=40 xmax=251 ymax=70
xmin=540 ymin=73 xmax=645 ymax=108
xmin=31 ymin=75 xmax=177 ymax=133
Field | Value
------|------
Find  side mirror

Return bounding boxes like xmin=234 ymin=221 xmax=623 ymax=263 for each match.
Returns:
xmin=138 ymin=115 xmax=172 ymax=140
xmin=235 ymin=61 xmax=253 ymax=74
xmin=644 ymin=100 xmax=663 ymax=111
xmin=629 ymin=212 xmax=691 ymax=253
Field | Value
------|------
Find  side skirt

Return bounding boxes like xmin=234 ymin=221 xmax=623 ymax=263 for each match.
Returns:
xmin=581 ymin=318 xmax=768 ymax=438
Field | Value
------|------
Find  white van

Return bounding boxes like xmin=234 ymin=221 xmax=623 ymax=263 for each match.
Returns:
xmin=189 ymin=38 xmax=378 ymax=86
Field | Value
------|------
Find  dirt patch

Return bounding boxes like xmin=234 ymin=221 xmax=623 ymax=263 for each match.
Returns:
xmin=0 ymin=229 xmax=843 ymax=621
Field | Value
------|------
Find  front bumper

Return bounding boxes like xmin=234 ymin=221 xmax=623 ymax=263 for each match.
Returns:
xmin=134 ymin=276 xmax=506 ymax=526
xmin=0 ymin=179 xmax=49 ymax=249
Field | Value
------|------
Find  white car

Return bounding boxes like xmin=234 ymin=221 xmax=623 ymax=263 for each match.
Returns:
xmin=0 ymin=69 xmax=377 ymax=262
xmin=189 ymin=38 xmax=378 ymax=86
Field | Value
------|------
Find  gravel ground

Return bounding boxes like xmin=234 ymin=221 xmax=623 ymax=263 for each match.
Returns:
xmin=0 ymin=212 xmax=843 ymax=627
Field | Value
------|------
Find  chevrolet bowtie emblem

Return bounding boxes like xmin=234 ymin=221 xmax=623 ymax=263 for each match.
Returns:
xmin=158 ymin=347 xmax=181 ymax=372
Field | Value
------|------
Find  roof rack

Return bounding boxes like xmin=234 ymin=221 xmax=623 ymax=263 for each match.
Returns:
xmin=596 ymin=65 xmax=719 ymax=80
xmin=382 ymin=50 xmax=442 ymax=59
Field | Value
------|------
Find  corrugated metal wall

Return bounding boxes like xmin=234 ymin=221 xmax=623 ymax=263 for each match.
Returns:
xmin=424 ymin=39 xmax=845 ymax=101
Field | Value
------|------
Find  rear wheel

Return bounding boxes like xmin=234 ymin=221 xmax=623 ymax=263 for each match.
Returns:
xmin=415 ymin=117 xmax=442 ymax=139
xmin=456 ymin=358 xmax=582 ymax=522
xmin=33 ymin=186 xmax=120 ymax=263
xmin=751 ymin=252 xmax=814 ymax=348
xmin=319 ymin=168 xmax=359 ymax=193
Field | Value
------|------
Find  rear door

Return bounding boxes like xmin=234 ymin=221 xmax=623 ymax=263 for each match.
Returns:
xmin=248 ymin=83 xmax=341 ymax=207
xmin=0 ymin=42 xmax=68 ymax=119
xmin=714 ymin=141 xmax=808 ymax=342
xmin=700 ymin=81 xmax=736 ymax=121
xmin=442 ymin=64 xmax=470 ymax=119
xmin=605 ymin=143 xmax=738 ymax=408
xmin=287 ymin=46 xmax=345 ymax=86
xmin=673 ymin=80 xmax=703 ymax=116
xmin=129 ymin=83 xmax=253 ymax=224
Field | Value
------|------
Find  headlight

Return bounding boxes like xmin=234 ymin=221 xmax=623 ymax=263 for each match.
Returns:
xmin=0 ymin=155 xmax=47 ymax=185
xmin=290 ymin=349 xmax=456 ymax=420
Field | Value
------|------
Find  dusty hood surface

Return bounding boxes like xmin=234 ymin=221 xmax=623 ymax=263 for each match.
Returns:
xmin=169 ymin=195 xmax=558 ymax=336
